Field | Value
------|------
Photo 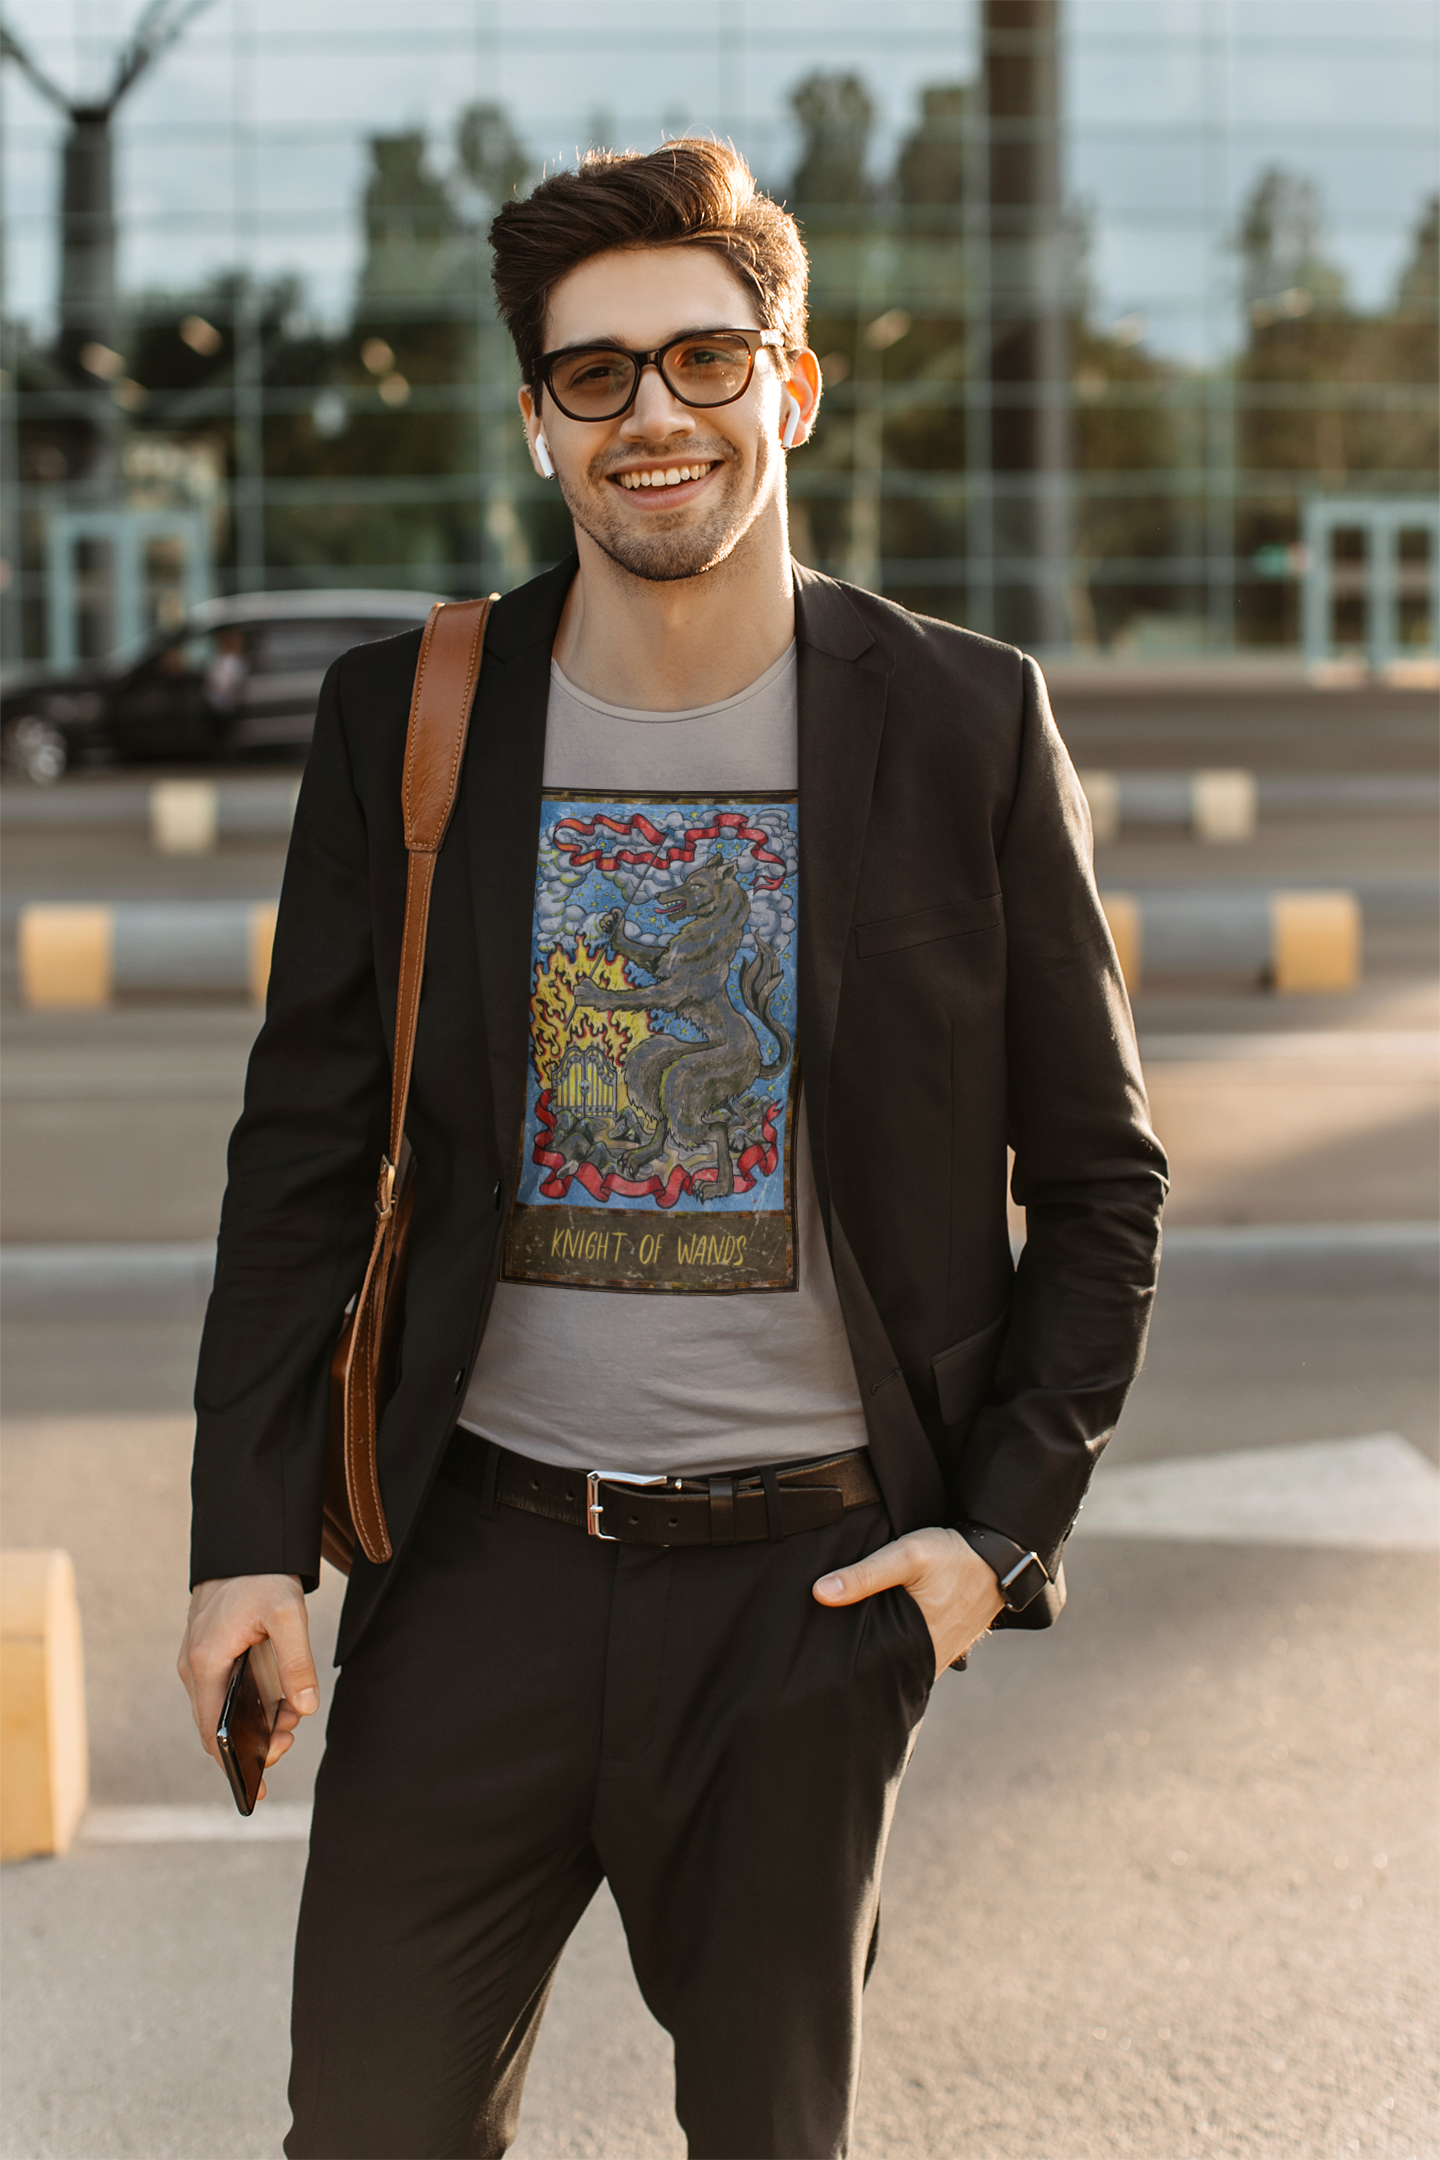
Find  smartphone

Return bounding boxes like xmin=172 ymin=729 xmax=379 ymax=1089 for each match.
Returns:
xmin=216 ymin=1638 xmax=284 ymax=1817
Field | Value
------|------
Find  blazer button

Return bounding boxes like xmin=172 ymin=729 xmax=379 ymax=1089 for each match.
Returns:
xmin=454 ymin=1368 xmax=465 ymax=1392
xmin=493 ymin=1178 xmax=503 ymax=1210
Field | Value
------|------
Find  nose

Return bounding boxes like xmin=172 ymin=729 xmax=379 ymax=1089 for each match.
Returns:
xmin=619 ymin=362 xmax=696 ymax=442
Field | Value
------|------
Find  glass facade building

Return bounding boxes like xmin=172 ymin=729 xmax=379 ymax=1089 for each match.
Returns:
xmin=2 ymin=0 xmax=1436 ymax=669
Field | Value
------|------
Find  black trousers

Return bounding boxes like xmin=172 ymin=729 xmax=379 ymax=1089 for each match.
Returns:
xmin=286 ymin=1450 xmax=936 ymax=2160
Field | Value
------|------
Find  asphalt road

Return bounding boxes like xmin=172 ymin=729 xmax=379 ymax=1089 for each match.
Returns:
xmin=3 ymin=1248 xmax=1436 ymax=2160
xmin=2 ymin=721 xmax=1437 ymax=2160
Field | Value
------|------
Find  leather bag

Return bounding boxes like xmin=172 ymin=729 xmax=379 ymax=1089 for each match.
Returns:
xmin=320 ymin=594 xmax=493 ymax=1575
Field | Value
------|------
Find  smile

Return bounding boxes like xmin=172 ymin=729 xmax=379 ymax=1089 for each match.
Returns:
xmin=612 ymin=462 xmax=717 ymax=491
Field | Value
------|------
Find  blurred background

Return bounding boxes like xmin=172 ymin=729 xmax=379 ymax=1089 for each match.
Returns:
xmin=0 ymin=0 xmax=1437 ymax=661
xmin=0 ymin=4 xmax=1436 ymax=2158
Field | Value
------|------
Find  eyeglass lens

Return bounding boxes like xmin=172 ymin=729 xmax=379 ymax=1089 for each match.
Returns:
xmin=546 ymin=333 xmax=758 ymax=420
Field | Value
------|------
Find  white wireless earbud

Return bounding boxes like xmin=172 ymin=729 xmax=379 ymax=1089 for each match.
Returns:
xmin=534 ymin=432 xmax=555 ymax=478
xmin=779 ymin=392 xmax=803 ymax=449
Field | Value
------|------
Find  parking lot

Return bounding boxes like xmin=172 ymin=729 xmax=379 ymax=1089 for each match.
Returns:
xmin=2 ymin=669 xmax=1436 ymax=2159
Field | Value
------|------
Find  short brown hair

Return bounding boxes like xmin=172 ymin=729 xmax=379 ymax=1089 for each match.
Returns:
xmin=489 ymin=140 xmax=808 ymax=388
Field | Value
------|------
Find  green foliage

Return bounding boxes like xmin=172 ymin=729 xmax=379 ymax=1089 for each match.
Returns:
xmin=15 ymin=84 xmax=1433 ymax=636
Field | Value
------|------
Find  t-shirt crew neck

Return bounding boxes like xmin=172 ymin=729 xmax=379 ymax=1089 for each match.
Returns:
xmin=458 ymin=638 xmax=868 ymax=1478
xmin=550 ymin=641 xmax=796 ymax=720
xmin=543 ymin=642 xmax=798 ymax=793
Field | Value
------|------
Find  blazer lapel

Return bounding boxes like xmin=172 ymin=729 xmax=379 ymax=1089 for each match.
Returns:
xmin=463 ymin=557 xmax=575 ymax=1166
xmin=793 ymin=564 xmax=890 ymax=1225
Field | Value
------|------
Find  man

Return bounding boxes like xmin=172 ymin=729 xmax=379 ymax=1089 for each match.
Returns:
xmin=179 ymin=140 xmax=1166 ymax=2160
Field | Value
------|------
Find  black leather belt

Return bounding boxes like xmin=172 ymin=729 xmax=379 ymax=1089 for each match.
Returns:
xmin=442 ymin=1431 xmax=880 ymax=1547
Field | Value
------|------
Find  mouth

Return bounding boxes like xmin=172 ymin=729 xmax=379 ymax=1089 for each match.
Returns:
xmin=606 ymin=459 xmax=720 ymax=506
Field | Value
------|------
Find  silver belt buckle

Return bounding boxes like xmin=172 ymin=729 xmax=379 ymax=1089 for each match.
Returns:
xmin=585 ymin=1469 xmax=671 ymax=1540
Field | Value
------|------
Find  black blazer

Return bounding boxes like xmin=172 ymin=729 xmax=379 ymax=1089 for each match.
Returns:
xmin=192 ymin=558 xmax=1166 ymax=1660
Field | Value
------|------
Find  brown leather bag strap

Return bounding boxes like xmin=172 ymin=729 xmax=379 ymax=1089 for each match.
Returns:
xmin=379 ymin=595 xmax=493 ymax=1209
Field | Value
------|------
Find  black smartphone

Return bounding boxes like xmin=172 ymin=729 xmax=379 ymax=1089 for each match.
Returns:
xmin=216 ymin=1639 xmax=284 ymax=1817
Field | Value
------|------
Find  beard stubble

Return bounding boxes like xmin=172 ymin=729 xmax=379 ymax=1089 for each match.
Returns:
xmin=558 ymin=443 xmax=777 ymax=586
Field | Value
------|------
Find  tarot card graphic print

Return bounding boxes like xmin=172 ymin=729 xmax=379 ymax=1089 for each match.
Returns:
xmin=504 ymin=790 xmax=800 ymax=1293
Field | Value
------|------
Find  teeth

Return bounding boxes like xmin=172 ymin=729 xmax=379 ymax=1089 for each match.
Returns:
xmin=619 ymin=464 xmax=710 ymax=490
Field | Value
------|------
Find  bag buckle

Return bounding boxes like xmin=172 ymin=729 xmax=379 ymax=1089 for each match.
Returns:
xmin=585 ymin=1469 xmax=671 ymax=1540
xmin=375 ymin=1155 xmax=397 ymax=1220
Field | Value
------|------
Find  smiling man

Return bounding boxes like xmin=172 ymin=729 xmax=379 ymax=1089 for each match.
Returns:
xmin=179 ymin=142 xmax=1166 ymax=2160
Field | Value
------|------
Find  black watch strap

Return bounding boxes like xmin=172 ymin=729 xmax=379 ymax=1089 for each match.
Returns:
xmin=960 ymin=1523 xmax=1051 ymax=1612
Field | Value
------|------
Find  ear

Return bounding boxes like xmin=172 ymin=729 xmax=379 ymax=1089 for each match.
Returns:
xmin=518 ymin=383 xmax=555 ymax=479
xmin=778 ymin=349 xmax=822 ymax=449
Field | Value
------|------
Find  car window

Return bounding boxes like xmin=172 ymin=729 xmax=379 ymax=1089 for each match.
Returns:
xmin=249 ymin=617 xmax=423 ymax=675
xmin=132 ymin=627 xmax=245 ymax=682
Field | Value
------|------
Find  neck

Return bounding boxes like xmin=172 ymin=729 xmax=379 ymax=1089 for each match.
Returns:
xmin=553 ymin=496 xmax=796 ymax=711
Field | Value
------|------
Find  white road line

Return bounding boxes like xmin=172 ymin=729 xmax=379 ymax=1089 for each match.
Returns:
xmin=1071 ymin=1433 xmax=1440 ymax=1550
xmin=1140 ymin=1031 xmax=1438 ymax=1062
xmin=81 ymin=1803 xmax=312 ymax=1843
xmin=1160 ymin=1222 xmax=1438 ymax=1254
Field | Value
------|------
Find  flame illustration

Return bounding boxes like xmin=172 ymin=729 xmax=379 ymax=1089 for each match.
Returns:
xmin=529 ymin=933 xmax=653 ymax=1103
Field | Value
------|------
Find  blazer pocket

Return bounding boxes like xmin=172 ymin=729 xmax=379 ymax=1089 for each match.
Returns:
xmin=854 ymin=892 xmax=1003 ymax=959
xmin=932 ymin=1311 xmax=1008 ymax=1432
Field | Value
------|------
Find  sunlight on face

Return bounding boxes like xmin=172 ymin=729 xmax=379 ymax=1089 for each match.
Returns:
xmin=533 ymin=248 xmax=789 ymax=584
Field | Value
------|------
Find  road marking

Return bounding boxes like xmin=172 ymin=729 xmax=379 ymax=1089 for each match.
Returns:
xmin=1159 ymin=1222 xmax=1438 ymax=1254
xmin=81 ymin=1803 xmax=311 ymax=1843
xmin=1140 ymin=1031 xmax=1439 ymax=1062
xmin=0 ymin=1243 xmax=216 ymax=1320
xmin=1071 ymin=1433 xmax=1440 ymax=1550
xmin=1010 ymin=1222 xmax=1438 ymax=1262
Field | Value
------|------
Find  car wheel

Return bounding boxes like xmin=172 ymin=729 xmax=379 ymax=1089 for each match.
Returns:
xmin=5 ymin=715 xmax=70 ymax=785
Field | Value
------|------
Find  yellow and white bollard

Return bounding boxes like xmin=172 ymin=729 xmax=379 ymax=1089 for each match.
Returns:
xmin=1080 ymin=768 xmax=1258 ymax=845
xmin=0 ymin=1550 xmax=88 ymax=1863
xmin=18 ymin=901 xmax=279 ymax=1007
xmin=1100 ymin=887 xmax=1360 ymax=996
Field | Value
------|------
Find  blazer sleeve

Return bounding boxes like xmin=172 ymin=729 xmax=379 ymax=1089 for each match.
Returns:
xmin=950 ymin=656 xmax=1168 ymax=1588
xmin=190 ymin=657 xmax=390 ymax=1591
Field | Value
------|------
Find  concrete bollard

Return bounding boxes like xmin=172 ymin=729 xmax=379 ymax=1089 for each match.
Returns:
xmin=1100 ymin=888 xmax=1360 ymax=995
xmin=17 ymin=905 xmax=113 ymax=1007
xmin=150 ymin=779 xmax=219 ymax=854
xmin=150 ymin=778 xmax=300 ymax=853
xmin=1081 ymin=770 xmax=1122 ymax=846
xmin=1271 ymin=891 xmax=1362 ymax=991
xmin=1099 ymin=892 xmax=1142 ymax=987
xmin=1 ymin=1550 xmax=88 ymax=1862
xmin=18 ymin=900 xmax=280 ymax=1007
xmin=1191 ymin=770 xmax=1258 ymax=843
xmin=1081 ymin=770 xmax=1258 ymax=844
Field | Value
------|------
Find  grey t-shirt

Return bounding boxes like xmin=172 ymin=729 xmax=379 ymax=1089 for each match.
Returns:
xmin=458 ymin=642 xmax=869 ymax=1475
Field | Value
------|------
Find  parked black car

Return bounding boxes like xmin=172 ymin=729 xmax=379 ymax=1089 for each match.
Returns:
xmin=1 ymin=590 xmax=440 ymax=783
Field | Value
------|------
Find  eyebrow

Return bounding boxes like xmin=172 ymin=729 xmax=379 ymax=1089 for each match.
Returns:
xmin=544 ymin=325 xmax=766 ymax=358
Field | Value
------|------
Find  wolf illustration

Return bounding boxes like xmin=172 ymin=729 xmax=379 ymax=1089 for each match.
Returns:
xmin=571 ymin=858 xmax=790 ymax=1200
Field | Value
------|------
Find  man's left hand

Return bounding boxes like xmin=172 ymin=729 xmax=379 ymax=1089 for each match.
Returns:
xmin=813 ymin=1528 xmax=1005 ymax=1678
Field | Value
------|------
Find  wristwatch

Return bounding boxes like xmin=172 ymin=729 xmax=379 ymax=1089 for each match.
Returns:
xmin=960 ymin=1523 xmax=1051 ymax=1613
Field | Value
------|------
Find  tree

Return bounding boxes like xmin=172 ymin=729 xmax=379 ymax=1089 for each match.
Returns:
xmin=896 ymin=84 xmax=970 ymax=208
xmin=789 ymin=73 xmax=876 ymax=210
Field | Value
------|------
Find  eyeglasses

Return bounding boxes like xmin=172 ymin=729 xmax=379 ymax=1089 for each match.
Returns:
xmin=536 ymin=328 xmax=786 ymax=423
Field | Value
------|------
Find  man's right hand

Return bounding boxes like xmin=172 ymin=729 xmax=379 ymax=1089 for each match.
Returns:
xmin=178 ymin=1575 xmax=319 ymax=1804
